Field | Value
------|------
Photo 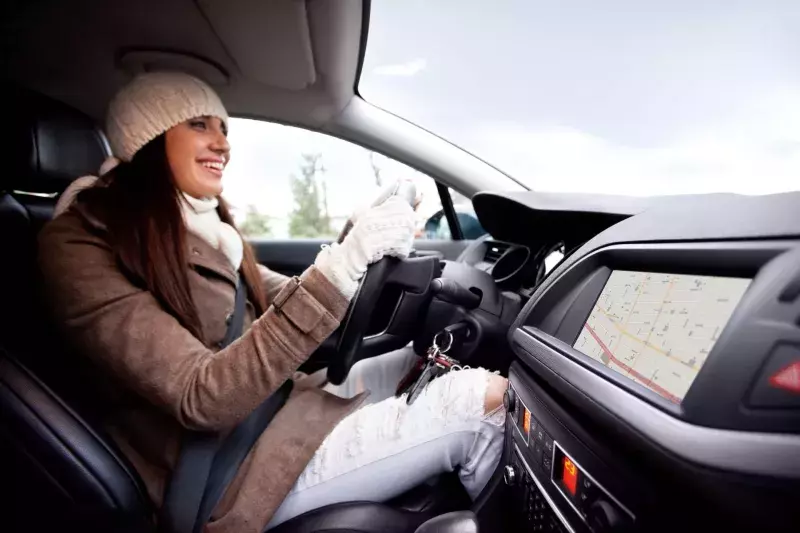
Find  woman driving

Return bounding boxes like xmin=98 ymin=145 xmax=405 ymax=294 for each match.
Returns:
xmin=39 ymin=72 xmax=507 ymax=532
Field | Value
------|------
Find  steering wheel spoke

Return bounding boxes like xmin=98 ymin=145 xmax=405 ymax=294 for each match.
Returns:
xmin=326 ymin=256 xmax=440 ymax=385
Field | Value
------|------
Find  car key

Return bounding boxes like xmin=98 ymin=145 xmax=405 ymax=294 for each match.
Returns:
xmin=395 ymin=356 xmax=427 ymax=397
xmin=404 ymin=330 xmax=454 ymax=405
xmin=396 ymin=330 xmax=450 ymax=398
xmin=405 ymin=356 xmax=438 ymax=405
xmin=398 ymin=342 xmax=440 ymax=400
xmin=408 ymin=352 xmax=461 ymax=404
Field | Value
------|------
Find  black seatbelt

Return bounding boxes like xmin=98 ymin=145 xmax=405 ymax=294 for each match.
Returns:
xmin=196 ymin=380 xmax=293 ymax=528
xmin=220 ymin=276 xmax=249 ymax=348
xmin=159 ymin=430 xmax=220 ymax=533
xmin=159 ymin=278 xmax=292 ymax=533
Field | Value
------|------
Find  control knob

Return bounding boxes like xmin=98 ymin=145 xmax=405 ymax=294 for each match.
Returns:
xmin=587 ymin=499 xmax=629 ymax=533
xmin=503 ymin=388 xmax=516 ymax=414
xmin=503 ymin=465 xmax=517 ymax=486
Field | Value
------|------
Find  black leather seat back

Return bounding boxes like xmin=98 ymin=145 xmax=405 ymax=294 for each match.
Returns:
xmin=1 ymin=86 xmax=153 ymax=532
xmin=0 ymin=351 xmax=154 ymax=532
xmin=9 ymin=84 xmax=108 ymax=196
xmin=3 ymin=84 xmax=108 ymax=358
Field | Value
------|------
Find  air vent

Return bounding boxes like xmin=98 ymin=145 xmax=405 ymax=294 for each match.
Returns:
xmin=484 ymin=241 xmax=510 ymax=263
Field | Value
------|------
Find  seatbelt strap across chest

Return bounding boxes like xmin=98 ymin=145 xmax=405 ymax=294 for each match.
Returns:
xmin=159 ymin=278 xmax=292 ymax=533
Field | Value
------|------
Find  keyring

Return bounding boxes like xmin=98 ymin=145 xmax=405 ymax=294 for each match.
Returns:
xmin=432 ymin=330 xmax=453 ymax=354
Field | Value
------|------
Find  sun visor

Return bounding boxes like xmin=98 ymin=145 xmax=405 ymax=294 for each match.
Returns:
xmin=197 ymin=0 xmax=316 ymax=90
xmin=118 ymin=50 xmax=229 ymax=85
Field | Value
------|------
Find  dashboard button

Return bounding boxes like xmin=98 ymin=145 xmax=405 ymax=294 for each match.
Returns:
xmin=542 ymin=453 xmax=553 ymax=475
xmin=543 ymin=433 xmax=554 ymax=456
xmin=533 ymin=442 xmax=544 ymax=464
xmin=749 ymin=344 xmax=800 ymax=408
xmin=534 ymin=426 xmax=546 ymax=446
xmin=529 ymin=411 xmax=539 ymax=434
xmin=576 ymin=476 xmax=599 ymax=511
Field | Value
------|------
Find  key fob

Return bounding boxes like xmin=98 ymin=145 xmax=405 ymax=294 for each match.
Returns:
xmin=396 ymin=357 xmax=426 ymax=397
xmin=406 ymin=363 xmax=435 ymax=405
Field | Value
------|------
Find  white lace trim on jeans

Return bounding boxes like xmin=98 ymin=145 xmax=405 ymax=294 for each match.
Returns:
xmin=294 ymin=367 xmax=502 ymax=491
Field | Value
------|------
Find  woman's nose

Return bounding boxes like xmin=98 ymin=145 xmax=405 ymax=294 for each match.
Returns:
xmin=211 ymin=130 xmax=230 ymax=155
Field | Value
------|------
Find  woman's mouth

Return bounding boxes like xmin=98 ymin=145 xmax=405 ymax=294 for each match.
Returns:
xmin=199 ymin=160 xmax=224 ymax=177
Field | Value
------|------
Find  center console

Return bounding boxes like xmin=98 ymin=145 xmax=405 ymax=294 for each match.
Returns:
xmin=497 ymin=240 xmax=800 ymax=532
xmin=502 ymin=375 xmax=638 ymax=533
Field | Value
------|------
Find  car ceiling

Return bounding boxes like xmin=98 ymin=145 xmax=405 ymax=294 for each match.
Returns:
xmin=3 ymin=0 xmax=364 ymax=128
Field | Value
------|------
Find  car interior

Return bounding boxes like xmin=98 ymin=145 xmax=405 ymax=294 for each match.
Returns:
xmin=2 ymin=1 xmax=799 ymax=533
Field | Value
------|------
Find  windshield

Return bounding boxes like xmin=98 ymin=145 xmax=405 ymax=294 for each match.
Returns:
xmin=360 ymin=0 xmax=800 ymax=196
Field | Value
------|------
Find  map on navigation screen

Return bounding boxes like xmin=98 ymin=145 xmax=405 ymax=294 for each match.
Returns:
xmin=573 ymin=271 xmax=751 ymax=403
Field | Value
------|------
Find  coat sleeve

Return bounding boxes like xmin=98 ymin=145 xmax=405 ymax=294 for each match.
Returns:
xmin=39 ymin=214 xmax=349 ymax=431
xmin=257 ymin=264 xmax=290 ymax=305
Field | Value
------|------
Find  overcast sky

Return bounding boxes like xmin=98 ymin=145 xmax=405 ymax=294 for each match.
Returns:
xmin=223 ymin=0 xmax=800 ymax=230
xmin=360 ymin=0 xmax=800 ymax=196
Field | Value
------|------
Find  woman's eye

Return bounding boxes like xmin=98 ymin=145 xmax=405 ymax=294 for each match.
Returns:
xmin=189 ymin=120 xmax=207 ymax=130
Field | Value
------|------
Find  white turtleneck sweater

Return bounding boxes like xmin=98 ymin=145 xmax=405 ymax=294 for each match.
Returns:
xmin=180 ymin=193 xmax=243 ymax=270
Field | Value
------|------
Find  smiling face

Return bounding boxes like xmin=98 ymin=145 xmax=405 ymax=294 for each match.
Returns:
xmin=164 ymin=116 xmax=230 ymax=198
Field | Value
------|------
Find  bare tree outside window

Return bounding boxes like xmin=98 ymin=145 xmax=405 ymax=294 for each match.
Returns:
xmin=288 ymin=153 xmax=335 ymax=238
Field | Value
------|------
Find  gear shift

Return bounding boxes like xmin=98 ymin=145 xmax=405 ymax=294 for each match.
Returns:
xmin=413 ymin=511 xmax=479 ymax=533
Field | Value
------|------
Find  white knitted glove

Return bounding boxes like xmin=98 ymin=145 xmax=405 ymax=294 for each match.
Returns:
xmin=315 ymin=195 xmax=416 ymax=300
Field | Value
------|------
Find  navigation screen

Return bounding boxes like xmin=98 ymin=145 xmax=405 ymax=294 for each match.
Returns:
xmin=573 ymin=271 xmax=751 ymax=403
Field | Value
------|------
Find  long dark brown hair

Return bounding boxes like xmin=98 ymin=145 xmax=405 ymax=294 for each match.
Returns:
xmin=77 ymin=135 xmax=267 ymax=342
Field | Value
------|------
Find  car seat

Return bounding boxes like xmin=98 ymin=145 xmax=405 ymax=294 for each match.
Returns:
xmin=0 ymin=85 xmax=468 ymax=533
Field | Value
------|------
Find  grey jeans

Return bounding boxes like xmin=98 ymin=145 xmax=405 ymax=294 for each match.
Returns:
xmin=266 ymin=347 xmax=505 ymax=529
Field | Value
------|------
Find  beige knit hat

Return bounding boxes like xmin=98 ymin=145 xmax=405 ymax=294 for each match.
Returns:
xmin=106 ymin=72 xmax=229 ymax=162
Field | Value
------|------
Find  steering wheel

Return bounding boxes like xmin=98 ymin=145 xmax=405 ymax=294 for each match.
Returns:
xmin=326 ymin=257 xmax=396 ymax=385
xmin=326 ymin=180 xmax=419 ymax=385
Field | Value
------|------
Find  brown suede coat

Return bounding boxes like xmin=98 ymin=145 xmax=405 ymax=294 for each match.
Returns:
xmin=38 ymin=206 xmax=368 ymax=533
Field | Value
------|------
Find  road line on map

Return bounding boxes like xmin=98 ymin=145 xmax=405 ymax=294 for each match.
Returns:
xmin=583 ymin=323 xmax=681 ymax=404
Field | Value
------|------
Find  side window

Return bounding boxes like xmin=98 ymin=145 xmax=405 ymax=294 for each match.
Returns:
xmin=224 ymin=118 xmax=452 ymax=240
xmin=424 ymin=189 xmax=487 ymax=240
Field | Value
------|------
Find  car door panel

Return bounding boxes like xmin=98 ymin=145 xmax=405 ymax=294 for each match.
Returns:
xmin=249 ymin=239 xmax=329 ymax=276
xmin=250 ymin=238 xmax=473 ymax=276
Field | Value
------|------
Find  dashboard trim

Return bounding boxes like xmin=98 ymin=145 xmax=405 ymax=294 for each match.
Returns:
xmin=513 ymin=192 xmax=800 ymax=316
xmin=513 ymin=327 xmax=800 ymax=479
xmin=519 ymin=241 xmax=791 ymax=333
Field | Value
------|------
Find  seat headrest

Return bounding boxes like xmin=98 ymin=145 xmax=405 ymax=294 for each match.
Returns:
xmin=8 ymin=86 xmax=108 ymax=194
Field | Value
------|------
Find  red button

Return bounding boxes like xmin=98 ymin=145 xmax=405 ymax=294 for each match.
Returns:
xmin=769 ymin=361 xmax=800 ymax=394
xmin=749 ymin=346 xmax=800 ymax=407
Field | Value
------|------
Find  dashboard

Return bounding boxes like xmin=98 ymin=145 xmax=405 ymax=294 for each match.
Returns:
xmin=458 ymin=191 xmax=800 ymax=532
xmin=458 ymin=191 xmax=656 ymax=298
